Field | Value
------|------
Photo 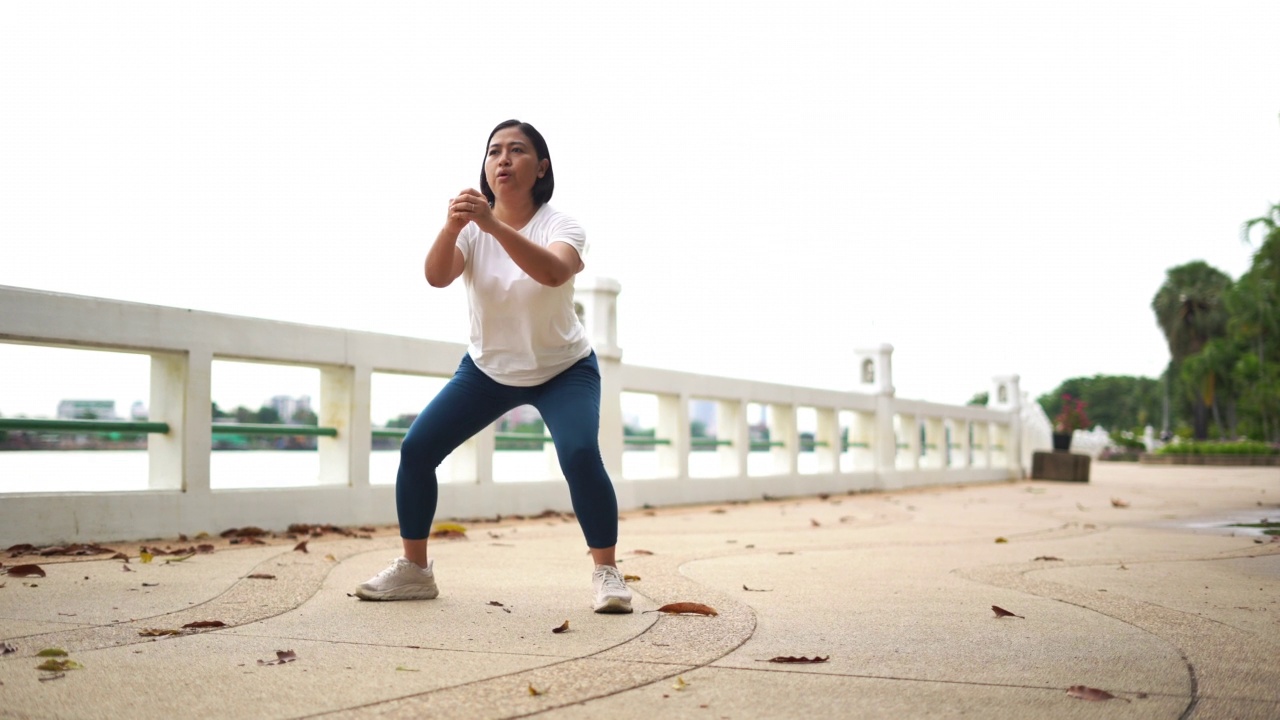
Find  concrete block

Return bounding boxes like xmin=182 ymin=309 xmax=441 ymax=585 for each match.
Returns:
xmin=1032 ymin=451 xmax=1090 ymax=482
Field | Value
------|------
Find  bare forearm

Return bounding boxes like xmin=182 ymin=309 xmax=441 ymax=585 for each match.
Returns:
xmin=488 ymin=221 xmax=576 ymax=287
xmin=425 ymin=227 xmax=462 ymax=287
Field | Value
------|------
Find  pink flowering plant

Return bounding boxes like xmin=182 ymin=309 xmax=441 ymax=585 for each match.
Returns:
xmin=1054 ymin=394 xmax=1090 ymax=433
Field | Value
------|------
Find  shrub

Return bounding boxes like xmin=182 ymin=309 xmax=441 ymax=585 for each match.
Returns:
xmin=1157 ymin=440 xmax=1278 ymax=456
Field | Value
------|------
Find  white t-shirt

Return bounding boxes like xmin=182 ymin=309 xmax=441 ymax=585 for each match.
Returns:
xmin=456 ymin=204 xmax=592 ymax=386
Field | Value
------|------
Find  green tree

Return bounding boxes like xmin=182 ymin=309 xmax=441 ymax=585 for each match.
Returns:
xmin=1037 ymin=375 xmax=1163 ymax=433
xmin=291 ymin=407 xmax=318 ymax=426
xmin=1151 ymin=261 xmax=1234 ymax=438
xmin=967 ymin=391 xmax=989 ymax=406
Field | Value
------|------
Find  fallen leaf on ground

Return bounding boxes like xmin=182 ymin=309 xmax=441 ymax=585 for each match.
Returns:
xmin=182 ymin=621 xmax=226 ymax=629
xmin=324 ymin=554 xmax=337 ymax=562
xmin=5 ymin=564 xmax=46 ymax=578
xmin=164 ymin=554 xmax=196 ymax=564
xmin=140 ymin=550 xmax=154 ymax=563
xmin=527 ymin=682 xmax=545 ymax=696
xmin=36 ymin=659 xmax=83 ymax=671
xmin=36 ymin=648 xmax=67 ymax=657
xmin=141 ymin=582 xmax=159 ymax=587
xmin=245 ymin=573 xmax=276 ymax=580
xmin=396 ymin=665 xmax=419 ymax=672
xmin=1033 ymin=556 xmax=1063 ymax=561
xmin=430 ymin=522 xmax=467 ymax=539
xmin=673 ymin=676 xmax=688 ymax=690
xmin=222 ymin=526 xmax=268 ymax=538
xmin=810 ymin=519 xmax=821 ymax=527
xmin=766 ymin=656 xmax=830 ymax=664
xmin=711 ymin=508 xmax=726 ymax=514
xmin=257 ymin=650 xmax=297 ymax=666
xmin=293 ymin=541 xmax=308 ymax=553
xmin=197 ymin=544 xmax=215 ymax=554
xmin=1 ymin=642 xmax=15 ymax=656
xmin=552 ymin=620 xmax=569 ymax=634
xmin=487 ymin=601 xmax=504 ymax=607
xmin=1067 ymin=685 xmax=1127 ymax=701
xmin=1110 ymin=498 xmax=1130 ymax=508
xmin=632 ymin=549 xmax=654 ymax=555
xmin=624 ymin=574 xmax=641 ymax=582
xmin=650 ymin=602 xmax=718 ymax=616
xmin=992 ymin=605 xmax=1025 ymax=619
xmin=38 ymin=673 xmax=65 ymax=682
xmin=994 ymin=537 xmax=1008 ymax=544
xmin=138 ymin=629 xmax=182 ymax=637
xmin=742 ymin=585 xmax=772 ymax=592
xmin=111 ymin=552 xmax=129 ymax=561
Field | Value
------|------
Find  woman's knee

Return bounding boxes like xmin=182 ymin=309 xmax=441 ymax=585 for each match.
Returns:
xmin=399 ymin=430 xmax=449 ymax=469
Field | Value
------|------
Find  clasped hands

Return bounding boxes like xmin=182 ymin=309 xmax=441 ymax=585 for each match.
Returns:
xmin=447 ymin=189 xmax=497 ymax=233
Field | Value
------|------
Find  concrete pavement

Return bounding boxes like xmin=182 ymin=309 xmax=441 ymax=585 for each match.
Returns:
xmin=1 ymin=463 xmax=1278 ymax=719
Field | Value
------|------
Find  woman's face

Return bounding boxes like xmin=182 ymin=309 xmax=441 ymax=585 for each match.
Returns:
xmin=485 ymin=127 xmax=547 ymax=201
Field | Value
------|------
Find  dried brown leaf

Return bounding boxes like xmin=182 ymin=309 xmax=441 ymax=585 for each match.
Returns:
xmin=766 ymin=655 xmax=829 ymax=664
xmin=552 ymin=620 xmax=569 ymax=634
xmin=4 ymin=561 xmax=45 ymax=576
xmin=429 ymin=530 xmax=467 ymax=540
xmin=1033 ymin=556 xmax=1063 ymax=561
xmin=810 ymin=518 xmax=821 ymax=527
xmin=632 ymin=549 xmax=654 ymax=555
xmin=111 ymin=552 xmax=129 ymax=561
xmin=527 ymin=682 xmax=544 ymax=696
xmin=487 ymin=601 xmax=504 ymax=607
xmin=293 ymin=541 xmax=309 ymax=553
xmin=992 ymin=605 xmax=1024 ymax=619
xmin=257 ymin=650 xmax=297 ymax=666
xmin=1 ymin=642 xmax=15 ymax=656
xmin=623 ymin=574 xmax=641 ymax=582
xmin=196 ymin=544 xmax=215 ymax=554
xmin=743 ymin=585 xmax=773 ymax=592
xmin=994 ymin=537 xmax=1008 ymax=544
xmin=141 ymin=582 xmax=159 ymax=587
xmin=1110 ymin=498 xmax=1130 ymax=508
xmin=245 ymin=573 xmax=276 ymax=579
xmin=120 ymin=564 xmax=133 ymax=573
xmin=182 ymin=621 xmax=226 ymax=629
xmin=1067 ymin=685 xmax=1126 ymax=702
xmin=38 ymin=672 xmax=65 ymax=682
xmin=651 ymin=602 xmax=718 ymax=616
xmin=138 ymin=629 xmax=182 ymax=637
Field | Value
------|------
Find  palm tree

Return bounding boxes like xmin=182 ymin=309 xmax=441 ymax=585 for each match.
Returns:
xmin=1151 ymin=261 xmax=1233 ymax=439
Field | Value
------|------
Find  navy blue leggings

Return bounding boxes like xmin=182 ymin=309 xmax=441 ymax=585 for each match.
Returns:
xmin=395 ymin=352 xmax=618 ymax=548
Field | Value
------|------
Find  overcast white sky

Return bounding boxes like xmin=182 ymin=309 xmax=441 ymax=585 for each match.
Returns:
xmin=1 ymin=1 xmax=1278 ymax=424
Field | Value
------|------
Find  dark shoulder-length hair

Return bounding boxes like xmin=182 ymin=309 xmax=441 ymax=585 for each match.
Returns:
xmin=480 ymin=119 xmax=554 ymax=207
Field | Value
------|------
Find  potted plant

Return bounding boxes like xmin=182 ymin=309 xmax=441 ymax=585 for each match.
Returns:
xmin=1053 ymin=394 xmax=1089 ymax=452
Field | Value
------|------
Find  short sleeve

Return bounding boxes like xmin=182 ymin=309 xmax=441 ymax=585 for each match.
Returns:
xmin=547 ymin=212 xmax=587 ymax=258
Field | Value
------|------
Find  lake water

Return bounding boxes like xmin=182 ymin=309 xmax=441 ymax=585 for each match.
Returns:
xmin=0 ymin=449 xmax=835 ymax=493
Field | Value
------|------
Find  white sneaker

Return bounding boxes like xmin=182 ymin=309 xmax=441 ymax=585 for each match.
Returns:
xmin=592 ymin=564 xmax=633 ymax=613
xmin=354 ymin=558 xmax=439 ymax=601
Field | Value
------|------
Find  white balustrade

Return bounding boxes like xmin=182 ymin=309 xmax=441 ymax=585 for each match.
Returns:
xmin=0 ymin=282 xmax=1028 ymax=544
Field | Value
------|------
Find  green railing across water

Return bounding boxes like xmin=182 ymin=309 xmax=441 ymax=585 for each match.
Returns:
xmin=0 ymin=419 xmax=895 ymax=452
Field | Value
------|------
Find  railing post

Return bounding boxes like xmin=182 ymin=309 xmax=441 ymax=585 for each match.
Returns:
xmin=716 ymin=399 xmax=748 ymax=477
xmin=815 ymin=407 xmax=839 ymax=474
xmin=319 ymin=364 xmax=368 ymax=487
xmin=924 ymin=417 xmax=945 ymax=469
xmin=990 ymin=375 xmax=1023 ymax=479
xmin=856 ymin=344 xmax=899 ymax=489
xmin=149 ymin=348 xmax=211 ymax=493
xmin=574 ymin=277 xmax=623 ymax=482
xmin=656 ymin=393 xmax=689 ymax=479
xmin=767 ymin=403 xmax=795 ymax=475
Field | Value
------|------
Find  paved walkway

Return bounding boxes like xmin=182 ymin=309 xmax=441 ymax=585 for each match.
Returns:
xmin=1 ymin=463 xmax=1278 ymax=719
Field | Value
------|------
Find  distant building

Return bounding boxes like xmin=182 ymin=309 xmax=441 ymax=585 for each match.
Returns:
xmin=57 ymin=400 xmax=117 ymax=420
xmin=130 ymin=401 xmax=148 ymax=420
xmin=268 ymin=395 xmax=312 ymax=422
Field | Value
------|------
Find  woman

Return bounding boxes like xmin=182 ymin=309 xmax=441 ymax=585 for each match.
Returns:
xmin=355 ymin=120 xmax=632 ymax=613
